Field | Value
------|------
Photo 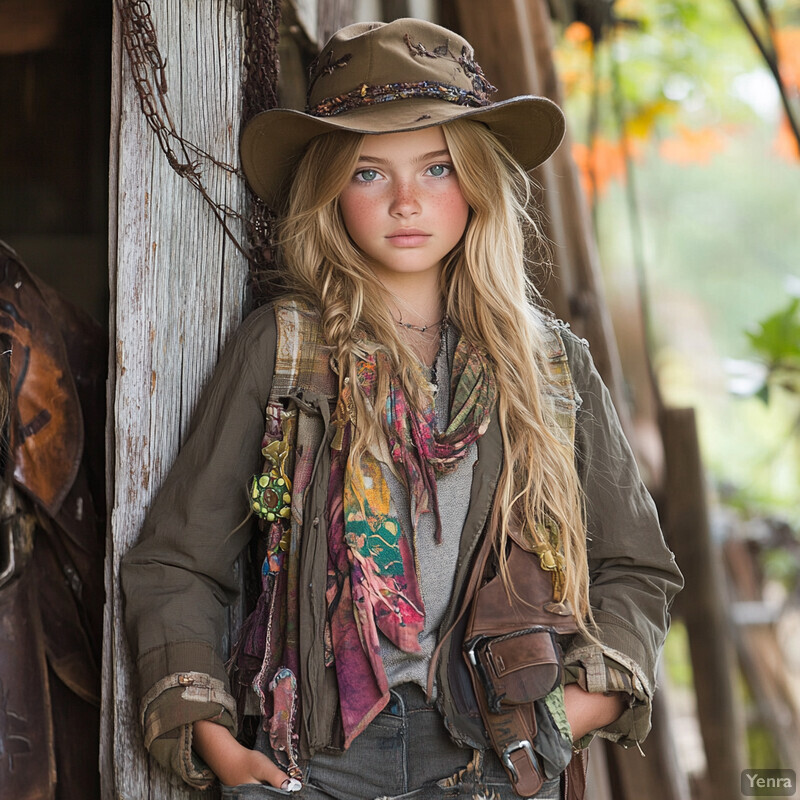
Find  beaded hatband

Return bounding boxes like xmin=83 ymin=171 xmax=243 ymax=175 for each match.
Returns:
xmin=310 ymin=80 xmax=490 ymax=118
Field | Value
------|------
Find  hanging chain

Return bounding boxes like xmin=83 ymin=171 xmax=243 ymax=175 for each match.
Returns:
xmin=117 ymin=0 xmax=284 ymax=299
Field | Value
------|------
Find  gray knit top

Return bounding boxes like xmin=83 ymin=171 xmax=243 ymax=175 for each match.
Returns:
xmin=379 ymin=327 xmax=478 ymax=695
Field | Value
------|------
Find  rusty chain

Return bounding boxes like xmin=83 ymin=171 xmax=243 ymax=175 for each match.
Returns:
xmin=118 ymin=0 xmax=283 ymax=301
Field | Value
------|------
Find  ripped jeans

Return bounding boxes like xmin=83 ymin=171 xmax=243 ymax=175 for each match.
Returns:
xmin=221 ymin=684 xmax=562 ymax=800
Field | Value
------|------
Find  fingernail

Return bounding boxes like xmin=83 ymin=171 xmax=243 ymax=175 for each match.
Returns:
xmin=281 ymin=778 xmax=302 ymax=792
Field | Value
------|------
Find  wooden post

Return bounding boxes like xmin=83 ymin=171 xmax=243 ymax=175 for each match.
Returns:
xmin=316 ymin=0 xmax=355 ymax=44
xmin=725 ymin=537 xmax=800 ymax=768
xmin=381 ymin=0 xmax=411 ymax=20
xmin=661 ymin=407 xmax=746 ymax=800
xmin=603 ymin=668 xmax=692 ymax=800
xmin=104 ymin=0 xmax=248 ymax=797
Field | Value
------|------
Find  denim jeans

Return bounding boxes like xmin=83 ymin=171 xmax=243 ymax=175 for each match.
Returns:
xmin=221 ymin=684 xmax=562 ymax=800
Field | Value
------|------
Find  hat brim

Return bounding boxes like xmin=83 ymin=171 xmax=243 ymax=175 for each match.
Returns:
xmin=240 ymin=95 xmax=565 ymax=208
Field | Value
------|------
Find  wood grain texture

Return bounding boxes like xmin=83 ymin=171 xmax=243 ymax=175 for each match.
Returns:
xmin=105 ymin=1 xmax=247 ymax=797
xmin=316 ymin=0 xmax=355 ymax=45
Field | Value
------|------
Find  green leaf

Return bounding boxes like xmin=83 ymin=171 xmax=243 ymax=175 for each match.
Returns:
xmin=746 ymin=297 xmax=800 ymax=365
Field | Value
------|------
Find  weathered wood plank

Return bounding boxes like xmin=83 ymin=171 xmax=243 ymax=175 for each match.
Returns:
xmin=725 ymin=537 xmax=800 ymax=769
xmin=104 ymin=1 xmax=247 ymax=797
xmin=316 ymin=0 xmax=356 ymax=44
xmin=101 ymin=4 xmax=124 ymax=796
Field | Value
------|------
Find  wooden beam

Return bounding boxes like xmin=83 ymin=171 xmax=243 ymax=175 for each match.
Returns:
xmin=104 ymin=1 xmax=248 ymax=797
xmin=661 ymin=407 xmax=746 ymax=800
xmin=603 ymin=669 xmax=692 ymax=800
xmin=381 ymin=0 xmax=411 ymax=21
xmin=725 ymin=537 xmax=800 ymax=768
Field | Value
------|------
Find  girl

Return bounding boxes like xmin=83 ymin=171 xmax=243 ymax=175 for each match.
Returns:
xmin=122 ymin=18 xmax=682 ymax=800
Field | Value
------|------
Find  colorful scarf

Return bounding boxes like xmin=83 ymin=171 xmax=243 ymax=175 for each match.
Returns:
xmin=326 ymin=338 xmax=497 ymax=745
xmin=230 ymin=315 xmax=497 ymax=766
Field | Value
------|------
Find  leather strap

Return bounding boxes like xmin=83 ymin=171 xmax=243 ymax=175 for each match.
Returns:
xmin=564 ymin=747 xmax=588 ymax=800
xmin=456 ymin=520 xmax=582 ymax=797
xmin=471 ymin=675 xmax=543 ymax=797
xmin=0 ymin=566 xmax=57 ymax=799
xmin=461 ymin=529 xmax=543 ymax=797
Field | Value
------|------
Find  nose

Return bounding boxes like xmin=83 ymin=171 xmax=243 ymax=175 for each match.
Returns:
xmin=389 ymin=179 xmax=421 ymax=217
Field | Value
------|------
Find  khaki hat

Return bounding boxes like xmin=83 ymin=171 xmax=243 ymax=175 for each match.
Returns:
xmin=241 ymin=18 xmax=565 ymax=207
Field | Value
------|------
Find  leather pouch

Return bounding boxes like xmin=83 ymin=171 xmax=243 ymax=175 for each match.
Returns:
xmin=458 ymin=529 xmax=579 ymax=798
xmin=464 ymin=627 xmax=561 ymax=713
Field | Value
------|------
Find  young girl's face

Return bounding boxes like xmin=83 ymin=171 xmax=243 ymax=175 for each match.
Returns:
xmin=338 ymin=127 xmax=470 ymax=288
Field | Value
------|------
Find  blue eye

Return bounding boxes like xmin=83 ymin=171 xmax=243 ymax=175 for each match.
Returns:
xmin=427 ymin=164 xmax=452 ymax=177
xmin=355 ymin=169 xmax=379 ymax=182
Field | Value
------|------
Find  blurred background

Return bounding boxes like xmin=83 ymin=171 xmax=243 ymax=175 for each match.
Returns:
xmin=548 ymin=2 xmax=800 ymax=796
xmin=553 ymin=0 xmax=799 ymax=523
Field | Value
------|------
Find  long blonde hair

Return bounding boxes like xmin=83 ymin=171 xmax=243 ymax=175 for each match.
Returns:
xmin=279 ymin=120 xmax=592 ymax=632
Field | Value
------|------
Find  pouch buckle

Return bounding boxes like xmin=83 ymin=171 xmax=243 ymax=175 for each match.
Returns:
xmin=464 ymin=627 xmax=558 ymax=712
xmin=501 ymin=740 xmax=537 ymax=784
xmin=464 ymin=634 xmax=486 ymax=666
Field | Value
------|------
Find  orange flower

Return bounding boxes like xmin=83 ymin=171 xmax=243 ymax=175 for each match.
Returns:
xmin=564 ymin=21 xmax=593 ymax=45
xmin=774 ymin=28 xmax=800 ymax=91
xmin=572 ymin=138 xmax=629 ymax=198
xmin=773 ymin=114 xmax=800 ymax=162
xmin=658 ymin=126 xmax=727 ymax=165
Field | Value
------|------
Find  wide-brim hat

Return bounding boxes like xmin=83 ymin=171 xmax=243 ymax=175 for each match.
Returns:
xmin=241 ymin=18 xmax=566 ymax=208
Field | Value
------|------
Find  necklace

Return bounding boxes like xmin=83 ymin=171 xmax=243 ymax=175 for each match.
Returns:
xmin=429 ymin=316 xmax=450 ymax=394
xmin=374 ymin=273 xmax=444 ymax=335
xmin=394 ymin=315 xmax=445 ymax=334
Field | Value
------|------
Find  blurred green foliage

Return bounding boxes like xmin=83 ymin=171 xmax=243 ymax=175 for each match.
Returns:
xmin=662 ymin=620 xmax=693 ymax=689
xmin=556 ymin=0 xmax=800 ymax=142
xmin=557 ymin=1 xmax=771 ymax=141
xmin=747 ymin=297 xmax=800 ymax=402
xmin=554 ymin=1 xmax=800 ymax=521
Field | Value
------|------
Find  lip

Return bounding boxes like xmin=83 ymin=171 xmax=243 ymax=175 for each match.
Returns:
xmin=386 ymin=228 xmax=431 ymax=247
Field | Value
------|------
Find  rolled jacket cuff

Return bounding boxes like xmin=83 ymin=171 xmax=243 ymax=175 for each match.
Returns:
xmin=141 ymin=671 xmax=238 ymax=749
xmin=140 ymin=671 xmax=238 ymax=790
xmin=148 ymin=722 xmax=216 ymax=790
xmin=563 ymin=642 xmax=652 ymax=747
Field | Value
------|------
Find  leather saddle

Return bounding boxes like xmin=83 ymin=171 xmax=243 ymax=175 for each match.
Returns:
xmin=0 ymin=240 xmax=106 ymax=800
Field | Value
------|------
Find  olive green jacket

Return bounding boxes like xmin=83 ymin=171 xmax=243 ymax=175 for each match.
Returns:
xmin=121 ymin=303 xmax=683 ymax=788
